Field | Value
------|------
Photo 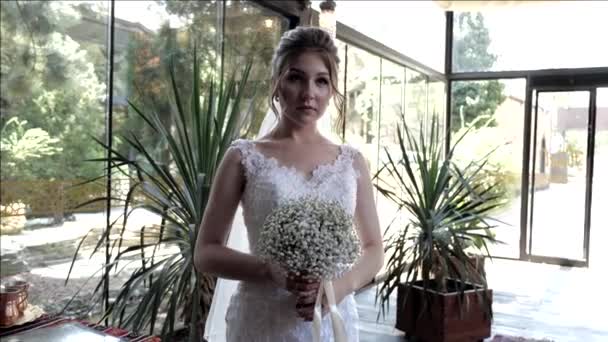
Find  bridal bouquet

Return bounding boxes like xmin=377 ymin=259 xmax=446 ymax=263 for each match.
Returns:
xmin=256 ymin=197 xmax=360 ymax=342
xmin=256 ymin=197 xmax=360 ymax=279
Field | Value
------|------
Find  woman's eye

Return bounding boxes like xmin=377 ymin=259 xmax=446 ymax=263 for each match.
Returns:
xmin=317 ymin=78 xmax=329 ymax=85
xmin=286 ymin=74 xmax=302 ymax=82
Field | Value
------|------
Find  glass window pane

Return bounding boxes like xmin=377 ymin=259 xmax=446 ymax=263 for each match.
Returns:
xmin=223 ymin=1 xmax=289 ymax=139
xmin=453 ymin=3 xmax=608 ymax=72
xmin=379 ymin=60 xmax=404 ymax=149
xmin=317 ymin=1 xmax=445 ymax=72
xmin=451 ymin=79 xmax=527 ymax=259
xmin=528 ymin=91 xmax=590 ymax=261
xmin=1 ymin=0 xmax=109 ymax=316
xmin=113 ymin=0 xmax=220 ymax=212
xmin=344 ymin=45 xmax=381 ymax=175
xmin=377 ymin=59 xmax=405 ymax=231
xmin=112 ymin=0 xmax=221 ymax=330
xmin=405 ymin=68 xmax=428 ymax=137
xmin=113 ymin=0 xmax=219 ymax=153
xmin=429 ymin=79 xmax=446 ymax=140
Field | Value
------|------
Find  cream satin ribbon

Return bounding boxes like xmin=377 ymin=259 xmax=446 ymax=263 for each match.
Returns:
xmin=312 ymin=280 xmax=347 ymax=342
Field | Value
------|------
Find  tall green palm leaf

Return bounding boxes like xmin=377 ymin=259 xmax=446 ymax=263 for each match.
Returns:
xmin=374 ymin=114 xmax=506 ymax=319
xmin=65 ymin=48 xmax=255 ymax=341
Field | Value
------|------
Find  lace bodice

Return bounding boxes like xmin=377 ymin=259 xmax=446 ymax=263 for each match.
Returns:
xmin=231 ymin=139 xmax=360 ymax=255
xmin=224 ymin=139 xmax=361 ymax=342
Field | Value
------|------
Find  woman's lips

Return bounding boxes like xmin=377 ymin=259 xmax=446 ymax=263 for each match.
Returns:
xmin=297 ymin=106 xmax=317 ymax=112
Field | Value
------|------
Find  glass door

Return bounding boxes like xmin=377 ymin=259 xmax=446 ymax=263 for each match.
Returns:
xmin=524 ymin=88 xmax=595 ymax=266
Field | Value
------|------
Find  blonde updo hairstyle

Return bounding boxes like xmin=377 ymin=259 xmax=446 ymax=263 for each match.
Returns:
xmin=269 ymin=26 xmax=345 ymax=132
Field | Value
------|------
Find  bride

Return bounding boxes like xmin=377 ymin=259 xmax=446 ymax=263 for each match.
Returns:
xmin=194 ymin=26 xmax=383 ymax=342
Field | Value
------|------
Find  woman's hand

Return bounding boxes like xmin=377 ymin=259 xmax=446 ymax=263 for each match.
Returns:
xmin=289 ymin=273 xmax=321 ymax=321
xmin=266 ymin=261 xmax=321 ymax=321
xmin=265 ymin=262 xmax=321 ymax=318
xmin=266 ymin=263 xmax=354 ymax=321
xmin=294 ymin=276 xmax=353 ymax=321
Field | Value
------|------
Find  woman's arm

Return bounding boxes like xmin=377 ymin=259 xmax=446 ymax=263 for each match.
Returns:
xmin=335 ymin=151 xmax=384 ymax=298
xmin=194 ymin=147 xmax=270 ymax=283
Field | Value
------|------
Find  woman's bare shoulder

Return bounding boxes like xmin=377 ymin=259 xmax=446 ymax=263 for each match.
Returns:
xmin=218 ymin=148 xmax=242 ymax=172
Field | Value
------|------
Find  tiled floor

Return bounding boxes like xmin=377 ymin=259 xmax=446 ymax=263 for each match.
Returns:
xmin=354 ymin=258 xmax=608 ymax=342
xmin=355 ymin=286 xmax=404 ymax=342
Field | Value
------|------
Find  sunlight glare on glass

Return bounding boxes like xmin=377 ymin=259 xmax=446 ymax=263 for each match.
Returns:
xmin=598 ymin=88 xmax=608 ymax=106
xmin=475 ymin=1 xmax=608 ymax=71
xmin=114 ymin=1 xmax=190 ymax=31
xmin=313 ymin=1 xmax=445 ymax=72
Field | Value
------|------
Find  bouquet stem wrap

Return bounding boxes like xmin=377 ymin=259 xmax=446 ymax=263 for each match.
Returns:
xmin=312 ymin=280 xmax=347 ymax=342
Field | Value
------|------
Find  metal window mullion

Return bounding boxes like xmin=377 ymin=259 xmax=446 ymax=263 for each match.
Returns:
xmin=527 ymin=91 xmax=540 ymax=255
xmin=444 ymin=11 xmax=453 ymax=156
xmin=103 ymin=0 xmax=116 ymax=326
xmin=218 ymin=0 xmax=226 ymax=81
xmin=451 ymin=67 xmax=608 ymax=82
xmin=583 ymin=88 xmax=597 ymax=266
xmin=520 ymin=77 xmax=533 ymax=260
xmin=445 ymin=11 xmax=453 ymax=77
xmin=445 ymin=80 xmax=452 ymax=157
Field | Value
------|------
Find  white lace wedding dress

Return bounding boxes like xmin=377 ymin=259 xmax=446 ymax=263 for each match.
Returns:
xmin=222 ymin=138 xmax=361 ymax=342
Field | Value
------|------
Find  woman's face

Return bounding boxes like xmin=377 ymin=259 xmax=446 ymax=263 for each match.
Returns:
xmin=277 ymin=51 xmax=332 ymax=128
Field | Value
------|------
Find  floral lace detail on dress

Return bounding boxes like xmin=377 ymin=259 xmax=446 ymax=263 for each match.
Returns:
xmin=225 ymin=138 xmax=361 ymax=342
xmin=230 ymin=139 xmax=359 ymax=254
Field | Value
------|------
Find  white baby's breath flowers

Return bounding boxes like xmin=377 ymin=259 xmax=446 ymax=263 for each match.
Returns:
xmin=256 ymin=197 xmax=361 ymax=279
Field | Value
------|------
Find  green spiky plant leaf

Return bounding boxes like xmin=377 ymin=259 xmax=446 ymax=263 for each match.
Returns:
xmin=65 ymin=47 xmax=256 ymax=341
xmin=373 ymin=114 xmax=506 ymax=320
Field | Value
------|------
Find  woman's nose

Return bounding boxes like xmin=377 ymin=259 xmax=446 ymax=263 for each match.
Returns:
xmin=301 ymin=81 xmax=316 ymax=99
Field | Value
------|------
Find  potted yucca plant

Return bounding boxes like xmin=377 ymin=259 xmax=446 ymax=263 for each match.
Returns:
xmin=65 ymin=47 xmax=256 ymax=341
xmin=374 ymin=115 xmax=504 ymax=342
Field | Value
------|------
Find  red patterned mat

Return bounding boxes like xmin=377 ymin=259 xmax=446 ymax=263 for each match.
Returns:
xmin=0 ymin=314 xmax=161 ymax=341
xmin=491 ymin=335 xmax=554 ymax=342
